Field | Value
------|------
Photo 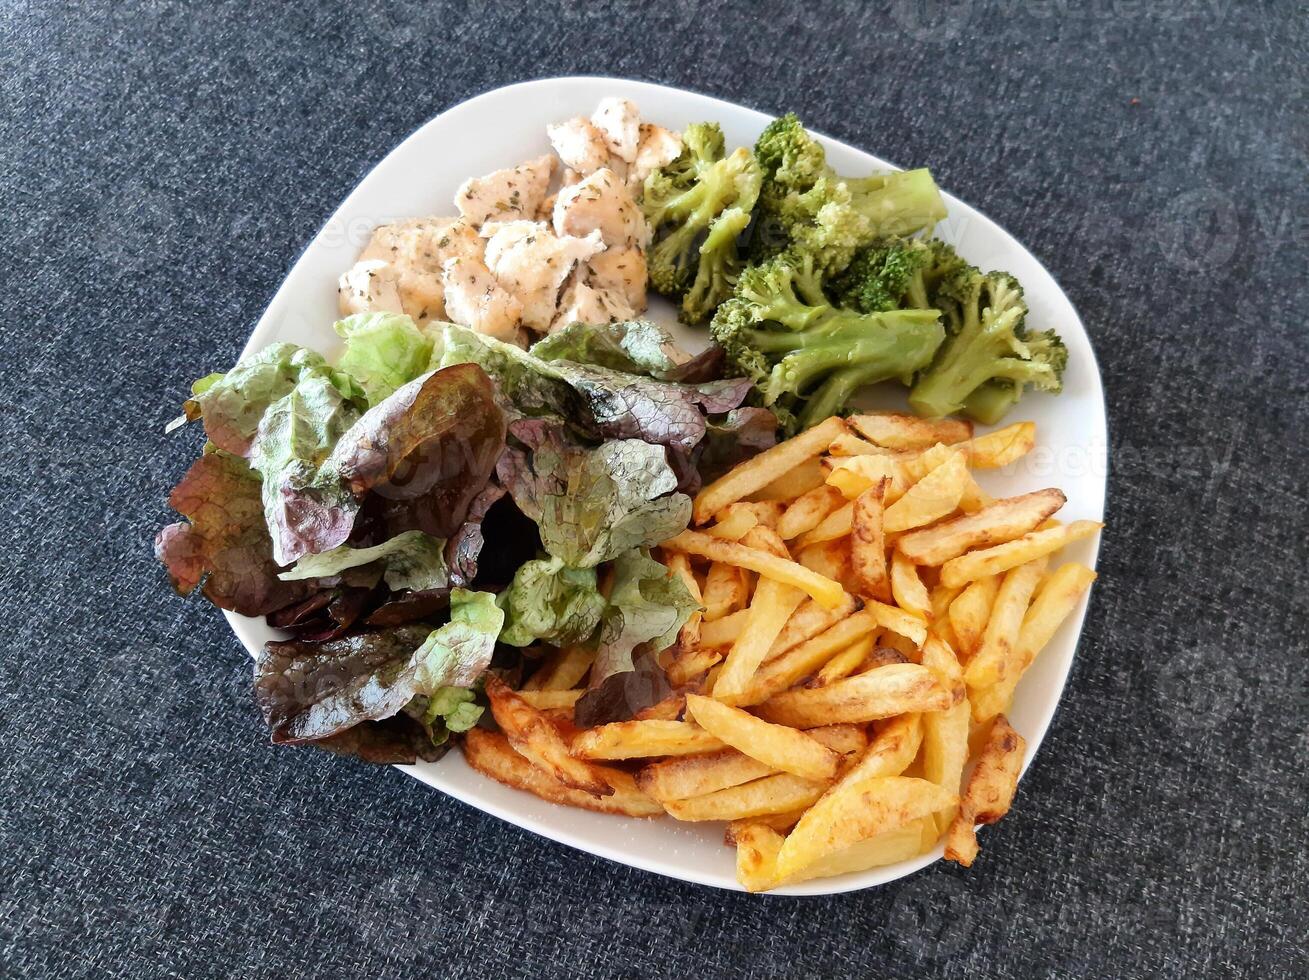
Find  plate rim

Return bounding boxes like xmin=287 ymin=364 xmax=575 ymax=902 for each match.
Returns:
xmin=221 ymin=74 xmax=1107 ymax=895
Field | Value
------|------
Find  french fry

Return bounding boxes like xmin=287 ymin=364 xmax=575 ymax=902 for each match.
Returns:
xmin=697 ymin=609 xmax=750 ymax=647
xmin=749 ymin=457 xmax=827 ymax=502
xmin=949 ymin=575 xmax=999 ymax=656
xmin=813 ymin=635 xmax=877 ymax=686
xmin=484 ymin=676 xmax=612 ymax=796
xmin=882 ymin=450 xmax=968 ymax=534
xmin=964 ymin=557 xmax=1048 ymax=690
xmin=736 ymin=501 xmax=787 ymax=530
xmin=733 ymin=823 xmax=786 ymax=892
xmin=850 ymin=478 xmax=892 ymax=602
xmin=664 ymin=648 xmax=722 ymax=686
xmin=740 ymin=608 xmax=882 ymax=704
xmin=756 ymin=663 xmax=952 ymax=727
xmin=702 ymin=561 xmax=749 ymax=621
xmin=707 ymin=505 xmax=760 ymax=541
xmin=686 ymin=695 xmax=840 ymax=781
xmin=958 ymin=472 xmax=994 ymax=514
xmin=797 ymin=538 xmax=853 ymax=589
xmin=634 ymin=694 xmax=687 ymax=721
xmin=784 ymin=820 xmax=934 ymax=884
xmin=922 ymin=699 xmax=972 ymax=833
xmin=824 ymin=454 xmax=906 ymax=503
xmin=637 ymin=748 xmax=774 ymax=801
xmin=694 ymin=416 xmax=847 ymax=524
xmin=940 ymin=520 xmax=1102 ymax=589
xmin=662 ymin=530 xmax=850 ymax=610
xmin=725 ymin=809 xmax=807 ymax=843
xmin=827 ymin=432 xmax=895 ymax=457
xmin=836 ymin=713 xmax=923 ymax=784
xmin=919 ymin=634 xmax=965 ymax=700
xmin=516 ymin=689 xmax=584 ymax=710
xmin=767 ymin=595 xmax=861 ymax=662
xmin=958 ymin=421 xmax=1036 ymax=469
xmin=462 ymin=729 xmax=662 ymax=817
xmin=895 ymin=489 xmax=1067 ymax=565
xmin=714 ymin=577 xmax=807 ymax=698
xmin=795 ymin=501 xmax=854 ymax=549
xmin=972 ymin=563 xmax=1096 ymax=721
xmin=930 ymin=582 xmax=963 ymax=624
xmin=890 ymin=550 xmax=932 ymax=619
xmin=661 ymin=772 xmax=830 ymax=822
xmin=572 ymin=720 xmax=725 ymax=759
xmin=524 ymin=645 xmax=596 ymax=692
xmin=865 ymin=599 xmax=928 ymax=646
xmin=740 ymin=524 xmax=791 ymax=559
xmin=774 ymin=776 xmax=956 ymax=882
xmin=777 ymin=484 xmax=847 ymax=540
xmin=944 ymin=715 xmax=1026 ymax=867
xmin=849 ymin=412 xmax=973 ymax=450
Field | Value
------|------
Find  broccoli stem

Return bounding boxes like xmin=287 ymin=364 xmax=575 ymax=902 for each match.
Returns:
xmin=961 ymin=381 xmax=1023 ymax=425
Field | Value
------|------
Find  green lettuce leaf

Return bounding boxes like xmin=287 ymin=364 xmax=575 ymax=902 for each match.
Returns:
xmin=497 ymin=419 xmax=691 ymax=568
xmin=250 ymin=370 xmax=363 ymax=565
xmin=411 ymin=588 xmax=504 ymax=693
xmin=497 ymin=556 xmax=606 ymax=647
xmin=592 ymin=549 xmax=699 ymax=685
xmin=335 ymin=312 xmax=434 ymax=405
xmin=530 ymin=320 xmax=700 ymax=380
xmin=278 ymin=529 xmax=448 ymax=592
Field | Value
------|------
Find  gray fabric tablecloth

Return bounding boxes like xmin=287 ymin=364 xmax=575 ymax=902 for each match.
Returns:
xmin=2 ymin=2 xmax=1305 ymax=977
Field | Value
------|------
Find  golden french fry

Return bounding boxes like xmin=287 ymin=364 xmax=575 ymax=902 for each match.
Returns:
xmin=572 ymin=720 xmax=724 ymax=760
xmin=896 ymin=489 xmax=1067 ymax=565
xmin=664 ymin=648 xmax=722 ymax=686
xmin=516 ymin=689 xmax=584 ymax=710
xmin=940 ymin=520 xmax=1102 ymax=589
xmin=664 ymin=552 xmax=703 ymax=650
xmin=686 ymin=695 xmax=840 ymax=781
xmin=662 ymin=530 xmax=849 ymax=610
xmin=462 ymin=729 xmax=662 ymax=817
xmin=849 ymin=412 xmax=973 ymax=450
xmin=890 ymin=550 xmax=932 ymax=619
xmin=958 ymin=472 xmax=994 ymax=514
xmin=767 ymin=595 xmax=861 ymax=662
xmin=949 ymin=575 xmax=999 ymax=656
xmin=827 ymin=431 xmax=896 ymax=456
xmin=837 ymin=713 xmax=923 ymax=785
xmin=851 ymin=477 xmax=892 ymax=603
xmin=714 ymin=577 xmax=807 ymax=698
xmin=634 ymin=694 xmax=686 ymax=721
xmin=919 ymin=634 xmax=965 ymax=699
xmin=814 ymin=635 xmax=877 ymax=686
xmin=778 ymin=484 xmax=847 ymax=540
xmin=697 ymin=609 xmax=749 ymax=647
xmin=882 ymin=450 xmax=968 ymax=534
xmin=945 ymin=715 xmax=1026 ymax=867
xmin=637 ymin=748 xmax=774 ymax=801
xmin=740 ymin=524 xmax=790 ymax=559
xmin=739 ymin=608 xmax=882 ymax=704
xmin=708 ymin=505 xmax=760 ymax=541
xmin=964 ymin=557 xmax=1048 ymax=691
xmin=756 ymin=663 xmax=952 ymax=727
xmin=930 ymin=582 xmax=963 ymax=624
xmin=694 ymin=416 xmax=847 ymax=524
xmin=662 ymin=772 xmax=830 ymax=822
xmin=726 ymin=809 xmax=807 ymax=843
xmin=972 ymin=563 xmax=1096 ymax=721
xmin=824 ymin=454 xmax=907 ymax=503
xmin=958 ymin=421 xmax=1037 ymax=469
xmin=525 ymin=645 xmax=595 ymax=692
xmin=795 ymin=501 xmax=854 ymax=549
xmin=774 ymin=775 xmax=956 ymax=882
xmin=785 ymin=820 xmax=935 ymax=885
xmin=922 ymin=699 xmax=971 ymax=833
xmin=798 ymin=539 xmax=854 ymax=592
xmin=865 ymin=599 xmax=928 ymax=646
xmin=484 ymin=676 xmax=612 ymax=796
xmin=733 ymin=823 xmax=786 ymax=892
xmin=702 ymin=561 xmax=749 ymax=621
xmin=736 ymin=501 xmax=787 ymax=530
xmin=749 ymin=457 xmax=827 ymax=502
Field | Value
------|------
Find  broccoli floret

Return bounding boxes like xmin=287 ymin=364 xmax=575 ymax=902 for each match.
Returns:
xmin=643 ymin=122 xmax=761 ymax=324
xmin=831 ymin=237 xmax=969 ymax=313
xmin=750 ymin=114 xmax=948 ymax=275
xmin=712 ymin=253 xmax=945 ymax=431
xmin=908 ymin=266 xmax=1068 ymax=423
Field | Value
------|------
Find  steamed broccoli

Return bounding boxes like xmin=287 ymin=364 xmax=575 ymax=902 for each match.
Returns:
xmin=642 ymin=122 xmax=762 ymax=324
xmin=712 ymin=253 xmax=945 ymax=431
xmin=908 ymin=262 xmax=1068 ymax=424
xmin=750 ymin=114 xmax=949 ymax=274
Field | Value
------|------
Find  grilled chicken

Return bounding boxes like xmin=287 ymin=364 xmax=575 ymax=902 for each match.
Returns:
xmin=482 ymin=221 xmax=606 ymax=332
xmin=552 ymin=168 xmax=648 ymax=250
xmin=455 ymin=154 xmax=556 ymax=226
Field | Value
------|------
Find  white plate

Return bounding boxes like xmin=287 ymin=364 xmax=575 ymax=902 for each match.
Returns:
xmin=225 ymin=76 xmax=1106 ymax=895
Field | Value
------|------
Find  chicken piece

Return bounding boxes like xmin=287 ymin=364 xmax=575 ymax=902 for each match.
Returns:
xmin=547 ymin=117 xmax=611 ymax=175
xmin=354 ymin=217 xmax=467 ymax=324
xmin=586 ymin=246 xmax=647 ymax=313
xmin=481 ymin=221 xmax=606 ymax=332
xmin=553 ymin=168 xmax=649 ymax=250
xmin=455 ymin=154 xmax=556 ymax=226
xmin=590 ymin=98 xmax=641 ymax=164
xmin=629 ymin=123 xmax=684 ymax=188
xmin=549 ymin=274 xmax=636 ymax=333
xmin=338 ymin=259 xmax=405 ymax=318
xmin=440 ymin=254 xmax=525 ymax=345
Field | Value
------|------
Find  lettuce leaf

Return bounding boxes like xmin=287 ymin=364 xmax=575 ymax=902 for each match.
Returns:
xmin=278 ymin=529 xmax=448 ymax=592
xmin=591 ymin=549 xmax=698 ymax=684
xmin=180 ymin=343 xmax=365 ymax=457
xmin=497 ymin=419 xmax=690 ymax=568
xmin=335 ymin=312 xmax=434 ymax=406
xmin=155 ymin=451 xmax=317 ymax=616
xmin=531 ymin=320 xmax=704 ymax=380
xmin=497 ymin=556 xmax=606 ymax=647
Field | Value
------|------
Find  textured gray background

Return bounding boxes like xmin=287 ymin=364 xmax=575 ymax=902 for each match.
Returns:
xmin=2 ymin=1 xmax=1306 ymax=977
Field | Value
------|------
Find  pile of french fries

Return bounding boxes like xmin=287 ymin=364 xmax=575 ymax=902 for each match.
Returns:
xmin=462 ymin=412 xmax=1101 ymax=891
